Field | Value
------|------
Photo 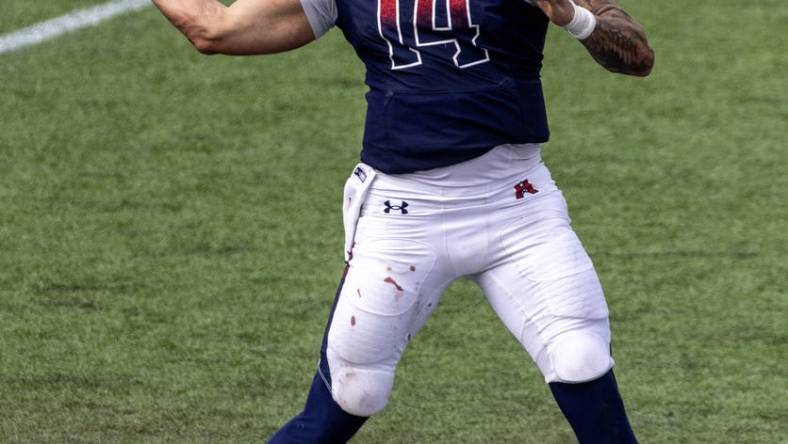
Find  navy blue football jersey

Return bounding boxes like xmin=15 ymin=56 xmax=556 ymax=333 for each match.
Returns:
xmin=301 ymin=0 xmax=550 ymax=173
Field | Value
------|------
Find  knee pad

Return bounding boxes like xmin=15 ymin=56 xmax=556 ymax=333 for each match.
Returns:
xmin=329 ymin=366 xmax=393 ymax=417
xmin=548 ymin=331 xmax=613 ymax=383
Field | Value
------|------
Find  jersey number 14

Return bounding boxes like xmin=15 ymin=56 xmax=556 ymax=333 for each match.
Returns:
xmin=377 ymin=0 xmax=490 ymax=70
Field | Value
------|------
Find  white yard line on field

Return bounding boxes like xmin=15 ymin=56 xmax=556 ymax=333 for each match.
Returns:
xmin=0 ymin=0 xmax=150 ymax=55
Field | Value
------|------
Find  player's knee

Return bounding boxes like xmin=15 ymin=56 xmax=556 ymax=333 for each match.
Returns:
xmin=549 ymin=331 xmax=613 ymax=383
xmin=331 ymin=367 xmax=393 ymax=417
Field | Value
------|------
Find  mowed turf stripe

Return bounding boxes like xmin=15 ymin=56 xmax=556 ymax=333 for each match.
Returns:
xmin=0 ymin=0 xmax=149 ymax=55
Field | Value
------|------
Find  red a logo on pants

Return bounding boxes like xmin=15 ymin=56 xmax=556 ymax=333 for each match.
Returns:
xmin=514 ymin=179 xmax=539 ymax=199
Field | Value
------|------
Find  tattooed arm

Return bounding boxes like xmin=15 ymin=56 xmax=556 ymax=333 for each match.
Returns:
xmin=574 ymin=0 xmax=654 ymax=76
xmin=535 ymin=0 xmax=655 ymax=76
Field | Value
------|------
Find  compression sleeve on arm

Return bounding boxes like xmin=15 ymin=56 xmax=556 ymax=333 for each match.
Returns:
xmin=299 ymin=0 xmax=337 ymax=39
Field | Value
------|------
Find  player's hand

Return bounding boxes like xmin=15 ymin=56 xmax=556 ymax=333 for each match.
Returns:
xmin=533 ymin=0 xmax=576 ymax=27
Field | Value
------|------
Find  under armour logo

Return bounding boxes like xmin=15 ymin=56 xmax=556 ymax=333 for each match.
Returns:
xmin=383 ymin=200 xmax=409 ymax=214
xmin=514 ymin=179 xmax=539 ymax=199
xmin=354 ymin=167 xmax=367 ymax=183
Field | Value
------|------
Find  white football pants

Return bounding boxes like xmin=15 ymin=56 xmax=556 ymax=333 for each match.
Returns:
xmin=325 ymin=144 xmax=614 ymax=417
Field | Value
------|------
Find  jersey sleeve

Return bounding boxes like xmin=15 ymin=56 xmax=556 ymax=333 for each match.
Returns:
xmin=300 ymin=0 xmax=338 ymax=39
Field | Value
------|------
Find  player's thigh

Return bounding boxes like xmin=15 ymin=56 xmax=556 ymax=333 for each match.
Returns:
xmin=327 ymin=237 xmax=438 ymax=366
xmin=476 ymin=192 xmax=613 ymax=383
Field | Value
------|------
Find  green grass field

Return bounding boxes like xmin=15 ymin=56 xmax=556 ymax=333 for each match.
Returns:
xmin=0 ymin=0 xmax=786 ymax=442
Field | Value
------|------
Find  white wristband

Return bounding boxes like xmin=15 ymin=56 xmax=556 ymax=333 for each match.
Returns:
xmin=564 ymin=3 xmax=597 ymax=40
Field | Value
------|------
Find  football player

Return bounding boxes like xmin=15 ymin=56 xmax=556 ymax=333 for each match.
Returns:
xmin=152 ymin=0 xmax=654 ymax=442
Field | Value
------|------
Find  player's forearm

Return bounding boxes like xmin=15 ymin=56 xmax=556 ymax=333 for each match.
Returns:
xmin=153 ymin=0 xmax=314 ymax=55
xmin=152 ymin=0 xmax=230 ymax=54
xmin=575 ymin=0 xmax=655 ymax=76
